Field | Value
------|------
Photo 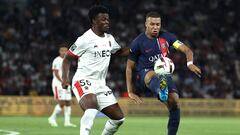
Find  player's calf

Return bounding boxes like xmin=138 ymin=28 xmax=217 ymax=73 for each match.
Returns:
xmin=101 ymin=118 xmax=125 ymax=135
xmin=149 ymin=75 xmax=168 ymax=102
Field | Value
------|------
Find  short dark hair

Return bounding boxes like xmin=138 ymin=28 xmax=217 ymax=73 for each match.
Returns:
xmin=146 ymin=11 xmax=161 ymax=19
xmin=88 ymin=5 xmax=109 ymax=23
xmin=58 ymin=43 xmax=68 ymax=49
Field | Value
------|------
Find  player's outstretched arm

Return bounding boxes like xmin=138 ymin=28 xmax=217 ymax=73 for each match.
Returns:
xmin=115 ymin=47 xmax=130 ymax=56
xmin=126 ymin=59 xmax=143 ymax=104
xmin=62 ymin=53 xmax=75 ymax=89
xmin=177 ymin=44 xmax=202 ymax=78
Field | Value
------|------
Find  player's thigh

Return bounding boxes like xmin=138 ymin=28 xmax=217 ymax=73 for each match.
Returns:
xmin=72 ymin=79 xmax=97 ymax=110
xmin=52 ymin=83 xmax=64 ymax=100
xmin=60 ymin=86 xmax=72 ymax=102
xmin=144 ymin=70 xmax=157 ymax=86
xmin=134 ymin=69 xmax=154 ymax=92
xmin=79 ymin=93 xmax=98 ymax=110
xmin=97 ymin=91 xmax=124 ymax=120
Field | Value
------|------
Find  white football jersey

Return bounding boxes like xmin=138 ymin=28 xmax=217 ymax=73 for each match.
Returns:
xmin=68 ymin=29 xmax=121 ymax=83
xmin=52 ymin=56 xmax=63 ymax=83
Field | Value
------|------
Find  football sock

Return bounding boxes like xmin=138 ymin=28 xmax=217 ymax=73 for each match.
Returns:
xmin=101 ymin=118 xmax=125 ymax=135
xmin=168 ymin=108 xmax=180 ymax=135
xmin=149 ymin=76 xmax=162 ymax=94
xmin=80 ymin=109 xmax=98 ymax=135
xmin=64 ymin=106 xmax=71 ymax=124
xmin=50 ymin=104 xmax=62 ymax=119
xmin=149 ymin=76 xmax=168 ymax=102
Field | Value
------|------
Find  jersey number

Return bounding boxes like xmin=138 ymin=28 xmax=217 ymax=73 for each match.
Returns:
xmin=79 ymin=79 xmax=91 ymax=86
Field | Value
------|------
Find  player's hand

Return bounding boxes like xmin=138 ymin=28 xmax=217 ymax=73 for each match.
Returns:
xmin=128 ymin=92 xmax=143 ymax=104
xmin=188 ymin=64 xmax=202 ymax=78
xmin=62 ymin=79 xmax=70 ymax=89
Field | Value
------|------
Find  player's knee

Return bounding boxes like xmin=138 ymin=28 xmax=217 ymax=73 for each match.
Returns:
xmin=114 ymin=118 xmax=125 ymax=126
xmin=65 ymin=101 xmax=71 ymax=106
xmin=168 ymin=101 xmax=180 ymax=111
xmin=59 ymin=103 xmax=65 ymax=108
xmin=102 ymin=118 xmax=125 ymax=135
xmin=108 ymin=118 xmax=125 ymax=131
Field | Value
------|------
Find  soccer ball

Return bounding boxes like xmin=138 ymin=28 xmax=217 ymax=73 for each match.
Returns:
xmin=154 ymin=57 xmax=175 ymax=75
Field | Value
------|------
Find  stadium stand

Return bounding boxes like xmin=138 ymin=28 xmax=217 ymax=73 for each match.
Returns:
xmin=0 ymin=0 xmax=239 ymax=99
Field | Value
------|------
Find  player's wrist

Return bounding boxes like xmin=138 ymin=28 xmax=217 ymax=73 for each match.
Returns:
xmin=187 ymin=61 xmax=193 ymax=67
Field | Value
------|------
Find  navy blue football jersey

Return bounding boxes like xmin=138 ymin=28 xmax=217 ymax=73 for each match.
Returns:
xmin=129 ymin=31 xmax=178 ymax=72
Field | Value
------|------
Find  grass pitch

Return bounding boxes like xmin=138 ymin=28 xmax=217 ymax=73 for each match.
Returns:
xmin=0 ymin=116 xmax=239 ymax=135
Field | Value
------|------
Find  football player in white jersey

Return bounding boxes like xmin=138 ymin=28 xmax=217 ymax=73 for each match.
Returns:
xmin=62 ymin=5 xmax=129 ymax=135
xmin=48 ymin=46 xmax=76 ymax=127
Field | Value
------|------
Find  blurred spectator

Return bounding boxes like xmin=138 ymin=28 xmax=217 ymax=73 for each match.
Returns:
xmin=0 ymin=0 xmax=239 ymax=99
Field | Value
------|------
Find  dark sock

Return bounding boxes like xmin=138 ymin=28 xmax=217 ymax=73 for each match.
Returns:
xmin=149 ymin=76 xmax=161 ymax=94
xmin=168 ymin=108 xmax=180 ymax=135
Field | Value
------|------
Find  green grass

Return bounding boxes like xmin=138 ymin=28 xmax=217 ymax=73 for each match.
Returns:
xmin=0 ymin=116 xmax=239 ymax=135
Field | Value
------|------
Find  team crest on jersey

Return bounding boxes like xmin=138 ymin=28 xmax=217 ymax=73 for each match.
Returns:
xmin=70 ymin=44 xmax=77 ymax=51
xmin=161 ymin=42 xmax=169 ymax=48
xmin=109 ymin=41 xmax=111 ymax=47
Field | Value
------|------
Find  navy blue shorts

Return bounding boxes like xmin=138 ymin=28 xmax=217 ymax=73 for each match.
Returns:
xmin=134 ymin=69 xmax=178 ymax=95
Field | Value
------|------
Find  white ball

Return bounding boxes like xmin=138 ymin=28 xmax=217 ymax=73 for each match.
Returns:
xmin=154 ymin=57 xmax=175 ymax=75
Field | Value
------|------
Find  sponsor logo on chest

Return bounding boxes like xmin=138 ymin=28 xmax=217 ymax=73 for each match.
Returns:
xmin=93 ymin=41 xmax=111 ymax=58
xmin=94 ymin=49 xmax=111 ymax=57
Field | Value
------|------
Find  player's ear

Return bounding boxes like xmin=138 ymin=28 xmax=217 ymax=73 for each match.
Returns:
xmin=92 ymin=19 xmax=97 ymax=25
xmin=145 ymin=21 xmax=148 ymax=28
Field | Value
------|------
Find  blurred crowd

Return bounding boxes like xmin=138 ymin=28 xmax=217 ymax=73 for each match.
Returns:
xmin=0 ymin=0 xmax=239 ymax=99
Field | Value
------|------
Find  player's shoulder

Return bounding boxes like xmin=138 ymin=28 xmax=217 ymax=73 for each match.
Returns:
xmin=78 ymin=29 xmax=91 ymax=39
xmin=74 ymin=30 xmax=90 ymax=45
xmin=105 ymin=33 xmax=115 ymax=40
xmin=55 ymin=56 xmax=63 ymax=61
xmin=52 ymin=56 xmax=61 ymax=64
xmin=132 ymin=33 xmax=145 ymax=44
xmin=159 ymin=30 xmax=176 ymax=38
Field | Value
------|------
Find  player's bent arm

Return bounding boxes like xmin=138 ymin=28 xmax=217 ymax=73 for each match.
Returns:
xmin=53 ymin=70 xmax=62 ymax=82
xmin=175 ymin=43 xmax=193 ymax=63
xmin=175 ymin=42 xmax=202 ymax=77
xmin=62 ymin=53 xmax=76 ymax=88
xmin=115 ymin=47 xmax=130 ymax=56
xmin=126 ymin=59 xmax=136 ymax=93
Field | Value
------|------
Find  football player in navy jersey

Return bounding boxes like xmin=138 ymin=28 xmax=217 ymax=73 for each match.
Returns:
xmin=126 ymin=11 xmax=201 ymax=135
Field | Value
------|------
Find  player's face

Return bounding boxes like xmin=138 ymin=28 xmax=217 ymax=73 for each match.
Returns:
xmin=145 ymin=17 xmax=161 ymax=37
xmin=59 ymin=47 xmax=68 ymax=58
xmin=94 ymin=13 xmax=110 ymax=32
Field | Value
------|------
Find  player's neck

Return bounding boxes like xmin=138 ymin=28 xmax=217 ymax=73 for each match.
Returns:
xmin=145 ymin=31 xmax=158 ymax=39
xmin=91 ymin=27 xmax=104 ymax=37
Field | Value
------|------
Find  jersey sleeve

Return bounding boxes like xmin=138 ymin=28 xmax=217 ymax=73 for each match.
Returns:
xmin=52 ymin=58 xmax=60 ymax=70
xmin=109 ymin=35 xmax=121 ymax=54
xmin=164 ymin=32 xmax=183 ymax=50
xmin=68 ymin=36 xmax=87 ymax=58
xmin=128 ymin=38 xmax=140 ymax=62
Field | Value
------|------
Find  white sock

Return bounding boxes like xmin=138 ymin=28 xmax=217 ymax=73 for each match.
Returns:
xmin=80 ymin=109 xmax=98 ymax=135
xmin=64 ymin=106 xmax=71 ymax=124
xmin=50 ymin=104 xmax=62 ymax=119
xmin=101 ymin=118 xmax=125 ymax=135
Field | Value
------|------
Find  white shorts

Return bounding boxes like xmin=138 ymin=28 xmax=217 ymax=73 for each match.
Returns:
xmin=72 ymin=78 xmax=117 ymax=111
xmin=52 ymin=81 xmax=72 ymax=101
